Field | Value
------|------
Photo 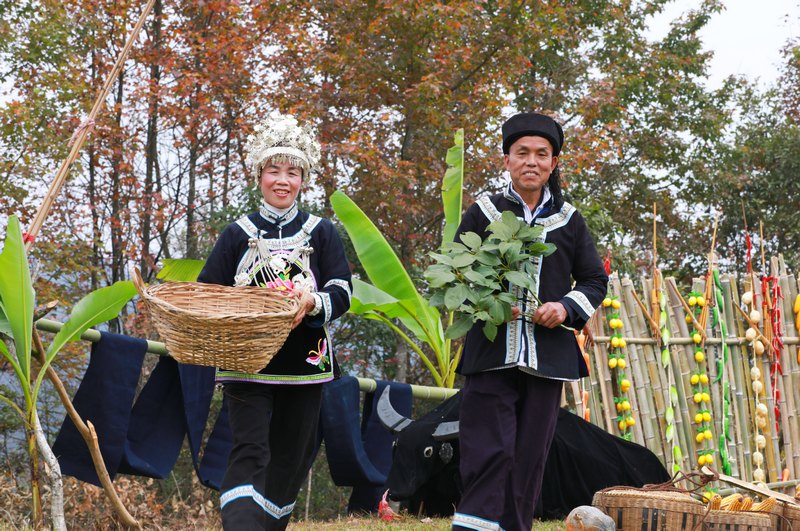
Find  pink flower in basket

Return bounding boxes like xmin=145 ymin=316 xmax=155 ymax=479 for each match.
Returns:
xmin=265 ymin=278 xmax=295 ymax=291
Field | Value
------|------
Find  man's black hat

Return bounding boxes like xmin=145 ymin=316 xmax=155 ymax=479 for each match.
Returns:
xmin=502 ymin=113 xmax=564 ymax=155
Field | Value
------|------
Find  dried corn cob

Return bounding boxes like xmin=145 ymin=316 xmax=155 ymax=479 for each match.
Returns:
xmin=751 ymin=497 xmax=776 ymax=512
xmin=728 ymin=499 xmax=744 ymax=512
xmin=739 ymin=496 xmax=753 ymax=511
xmin=708 ymin=493 xmax=722 ymax=511
xmin=720 ymin=492 xmax=742 ymax=510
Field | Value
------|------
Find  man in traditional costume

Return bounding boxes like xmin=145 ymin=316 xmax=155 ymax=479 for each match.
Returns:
xmin=198 ymin=111 xmax=352 ymax=530
xmin=452 ymin=113 xmax=608 ymax=531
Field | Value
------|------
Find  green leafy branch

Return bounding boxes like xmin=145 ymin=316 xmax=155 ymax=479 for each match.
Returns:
xmin=425 ymin=210 xmax=556 ymax=341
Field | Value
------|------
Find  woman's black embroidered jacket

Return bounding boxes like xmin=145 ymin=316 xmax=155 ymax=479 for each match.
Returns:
xmin=197 ymin=207 xmax=352 ymax=384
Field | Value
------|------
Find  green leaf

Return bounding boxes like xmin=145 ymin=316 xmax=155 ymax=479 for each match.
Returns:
xmin=487 ymin=219 xmax=514 ymax=240
xmin=449 ymin=253 xmax=476 ymax=268
xmin=475 ymin=251 xmax=501 ymax=266
xmin=0 ymin=301 xmax=11 ymax=337
xmin=0 ymin=217 xmax=34 ymax=379
xmin=488 ymin=299 xmax=507 ymax=324
xmin=482 ymin=321 xmax=497 ymax=341
xmin=673 ymin=446 xmax=683 ymax=462
xmin=463 ymin=269 xmax=488 ymax=285
xmin=156 ymin=258 xmax=206 ymax=282
xmin=45 ymin=281 xmax=137 ymax=364
xmin=499 ymin=240 xmax=522 ymax=257
xmin=504 ymin=270 xmax=533 ymax=290
xmin=441 ymin=129 xmax=464 ymax=245
xmin=528 ymin=242 xmax=556 ymax=256
xmin=349 ymin=280 xmax=435 ymax=341
xmin=444 ymin=313 xmax=473 ymax=340
xmin=441 ymin=241 xmax=468 ymax=253
xmin=460 ymin=231 xmax=482 ymax=251
xmin=444 ymin=285 xmax=469 ymax=310
xmin=425 ymin=267 xmax=457 ymax=288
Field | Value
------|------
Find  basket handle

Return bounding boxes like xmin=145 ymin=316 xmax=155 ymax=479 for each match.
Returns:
xmin=131 ymin=266 xmax=148 ymax=299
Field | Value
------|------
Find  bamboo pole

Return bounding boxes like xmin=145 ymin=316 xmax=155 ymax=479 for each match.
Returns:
xmin=35 ymin=318 xmax=458 ymax=401
xmin=589 ymin=307 xmax=617 ymax=434
xmin=720 ymin=275 xmax=745 ymax=478
xmin=665 ymin=277 xmax=695 ymax=471
xmin=24 ymin=0 xmax=158 ymax=250
xmin=777 ymin=266 xmax=798 ymax=481
xmin=620 ymin=277 xmax=655 ymax=449
xmin=785 ymin=273 xmax=800 ymax=477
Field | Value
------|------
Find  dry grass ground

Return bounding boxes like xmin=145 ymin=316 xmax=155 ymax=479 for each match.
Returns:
xmin=288 ymin=517 xmax=566 ymax=530
xmin=0 ymin=472 xmax=566 ymax=530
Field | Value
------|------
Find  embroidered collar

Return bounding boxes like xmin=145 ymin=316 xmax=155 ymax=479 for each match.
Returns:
xmin=259 ymin=200 xmax=298 ymax=227
xmin=504 ymin=182 xmax=551 ymax=223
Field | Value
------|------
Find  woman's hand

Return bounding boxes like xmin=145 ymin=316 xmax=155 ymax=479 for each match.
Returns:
xmin=291 ymin=290 xmax=316 ymax=329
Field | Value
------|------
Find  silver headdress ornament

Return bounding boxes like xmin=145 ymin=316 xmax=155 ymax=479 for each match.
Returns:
xmin=244 ymin=110 xmax=322 ymax=182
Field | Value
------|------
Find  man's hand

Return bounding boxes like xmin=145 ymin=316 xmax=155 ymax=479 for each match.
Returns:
xmin=291 ymin=290 xmax=316 ymax=329
xmin=532 ymin=302 xmax=567 ymax=329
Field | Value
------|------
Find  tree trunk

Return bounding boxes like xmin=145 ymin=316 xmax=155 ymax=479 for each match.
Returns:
xmin=141 ymin=0 xmax=162 ymax=280
xmin=34 ymin=412 xmax=66 ymax=531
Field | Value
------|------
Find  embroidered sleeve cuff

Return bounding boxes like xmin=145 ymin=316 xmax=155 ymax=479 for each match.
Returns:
xmin=563 ymin=290 xmax=596 ymax=321
xmin=308 ymin=293 xmax=323 ymax=316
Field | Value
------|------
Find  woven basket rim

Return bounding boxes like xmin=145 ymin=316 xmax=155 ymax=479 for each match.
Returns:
xmin=594 ymin=488 xmax=702 ymax=504
xmin=142 ymin=280 xmax=300 ymax=319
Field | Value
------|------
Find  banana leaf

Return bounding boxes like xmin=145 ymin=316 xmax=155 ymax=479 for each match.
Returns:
xmin=441 ymin=128 xmax=464 ymax=245
xmin=330 ymin=191 xmax=442 ymax=345
xmin=0 ymin=217 xmax=34 ymax=379
xmin=157 ymin=258 xmax=206 ymax=282
xmin=350 ymin=279 xmax=429 ymax=341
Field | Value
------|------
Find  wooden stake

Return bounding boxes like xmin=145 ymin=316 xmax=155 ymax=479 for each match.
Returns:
xmin=24 ymin=0 xmax=157 ymax=251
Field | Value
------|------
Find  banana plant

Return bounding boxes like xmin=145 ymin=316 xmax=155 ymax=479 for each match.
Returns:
xmin=331 ymin=129 xmax=464 ymax=388
xmin=0 ymin=216 xmax=137 ymax=525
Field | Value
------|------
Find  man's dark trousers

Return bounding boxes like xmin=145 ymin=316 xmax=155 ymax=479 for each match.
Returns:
xmin=454 ymin=368 xmax=562 ymax=531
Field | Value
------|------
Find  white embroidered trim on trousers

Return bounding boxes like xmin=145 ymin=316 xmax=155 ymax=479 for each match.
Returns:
xmin=452 ymin=512 xmax=503 ymax=531
xmin=220 ymin=484 xmax=296 ymax=519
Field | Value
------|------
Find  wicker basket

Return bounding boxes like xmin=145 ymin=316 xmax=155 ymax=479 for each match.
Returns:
xmin=593 ymin=488 xmax=707 ymax=530
xmin=705 ymin=509 xmax=773 ymax=530
xmin=781 ymin=502 xmax=800 ymax=530
xmin=133 ymin=268 xmax=300 ymax=373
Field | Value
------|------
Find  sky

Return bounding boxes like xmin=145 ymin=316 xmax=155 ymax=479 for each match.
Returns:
xmin=648 ymin=0 xmax=800 ymax=88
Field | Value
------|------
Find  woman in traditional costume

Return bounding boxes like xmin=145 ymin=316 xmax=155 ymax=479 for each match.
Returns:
xmin=198 ymin=111 xmax=352 ymax=530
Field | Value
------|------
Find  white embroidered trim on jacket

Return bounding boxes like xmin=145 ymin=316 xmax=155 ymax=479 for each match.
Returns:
xmin=564 ymin=290 xmax=595 ymax=320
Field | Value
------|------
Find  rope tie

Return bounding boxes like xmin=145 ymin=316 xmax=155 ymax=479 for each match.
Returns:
xmin=67 ymin=118 xmax=96 ymax=147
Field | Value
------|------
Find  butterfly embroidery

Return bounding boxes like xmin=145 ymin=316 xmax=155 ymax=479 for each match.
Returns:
xmin=306 ymin=339 xmax=329 ymax=371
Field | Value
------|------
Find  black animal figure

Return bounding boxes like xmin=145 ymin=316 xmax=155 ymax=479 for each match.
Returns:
xmin=378 ymin=388 xmax=670 ymax=518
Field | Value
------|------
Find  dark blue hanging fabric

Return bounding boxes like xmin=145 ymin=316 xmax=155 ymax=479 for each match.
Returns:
xmin=53 ymin=332 xmax=216 ymax=484
xmin=348 ymin=379 xmax=412 ymax=514
xmin=197 ymin=396 xmax=232 ymax=490
xmin=179 ymin=362 xmax=217 ymax=466
xmin=116 ymin=357 xmax=216 ymax=479
xmin=52 ymin=332 xmax=148 ymax=486
xmin=321 ymin=376 xmax=385 ymax=486
xmin=117 ymin=356 xmax=184 ymax=477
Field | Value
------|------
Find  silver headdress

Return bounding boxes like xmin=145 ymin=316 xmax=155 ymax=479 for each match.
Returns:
xmin=244 ymin=110 xmax=321 ymax=182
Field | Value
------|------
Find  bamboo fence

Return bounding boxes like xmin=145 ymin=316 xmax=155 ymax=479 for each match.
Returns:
xmin=575 ymin=261 xmax=800 ymax=494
